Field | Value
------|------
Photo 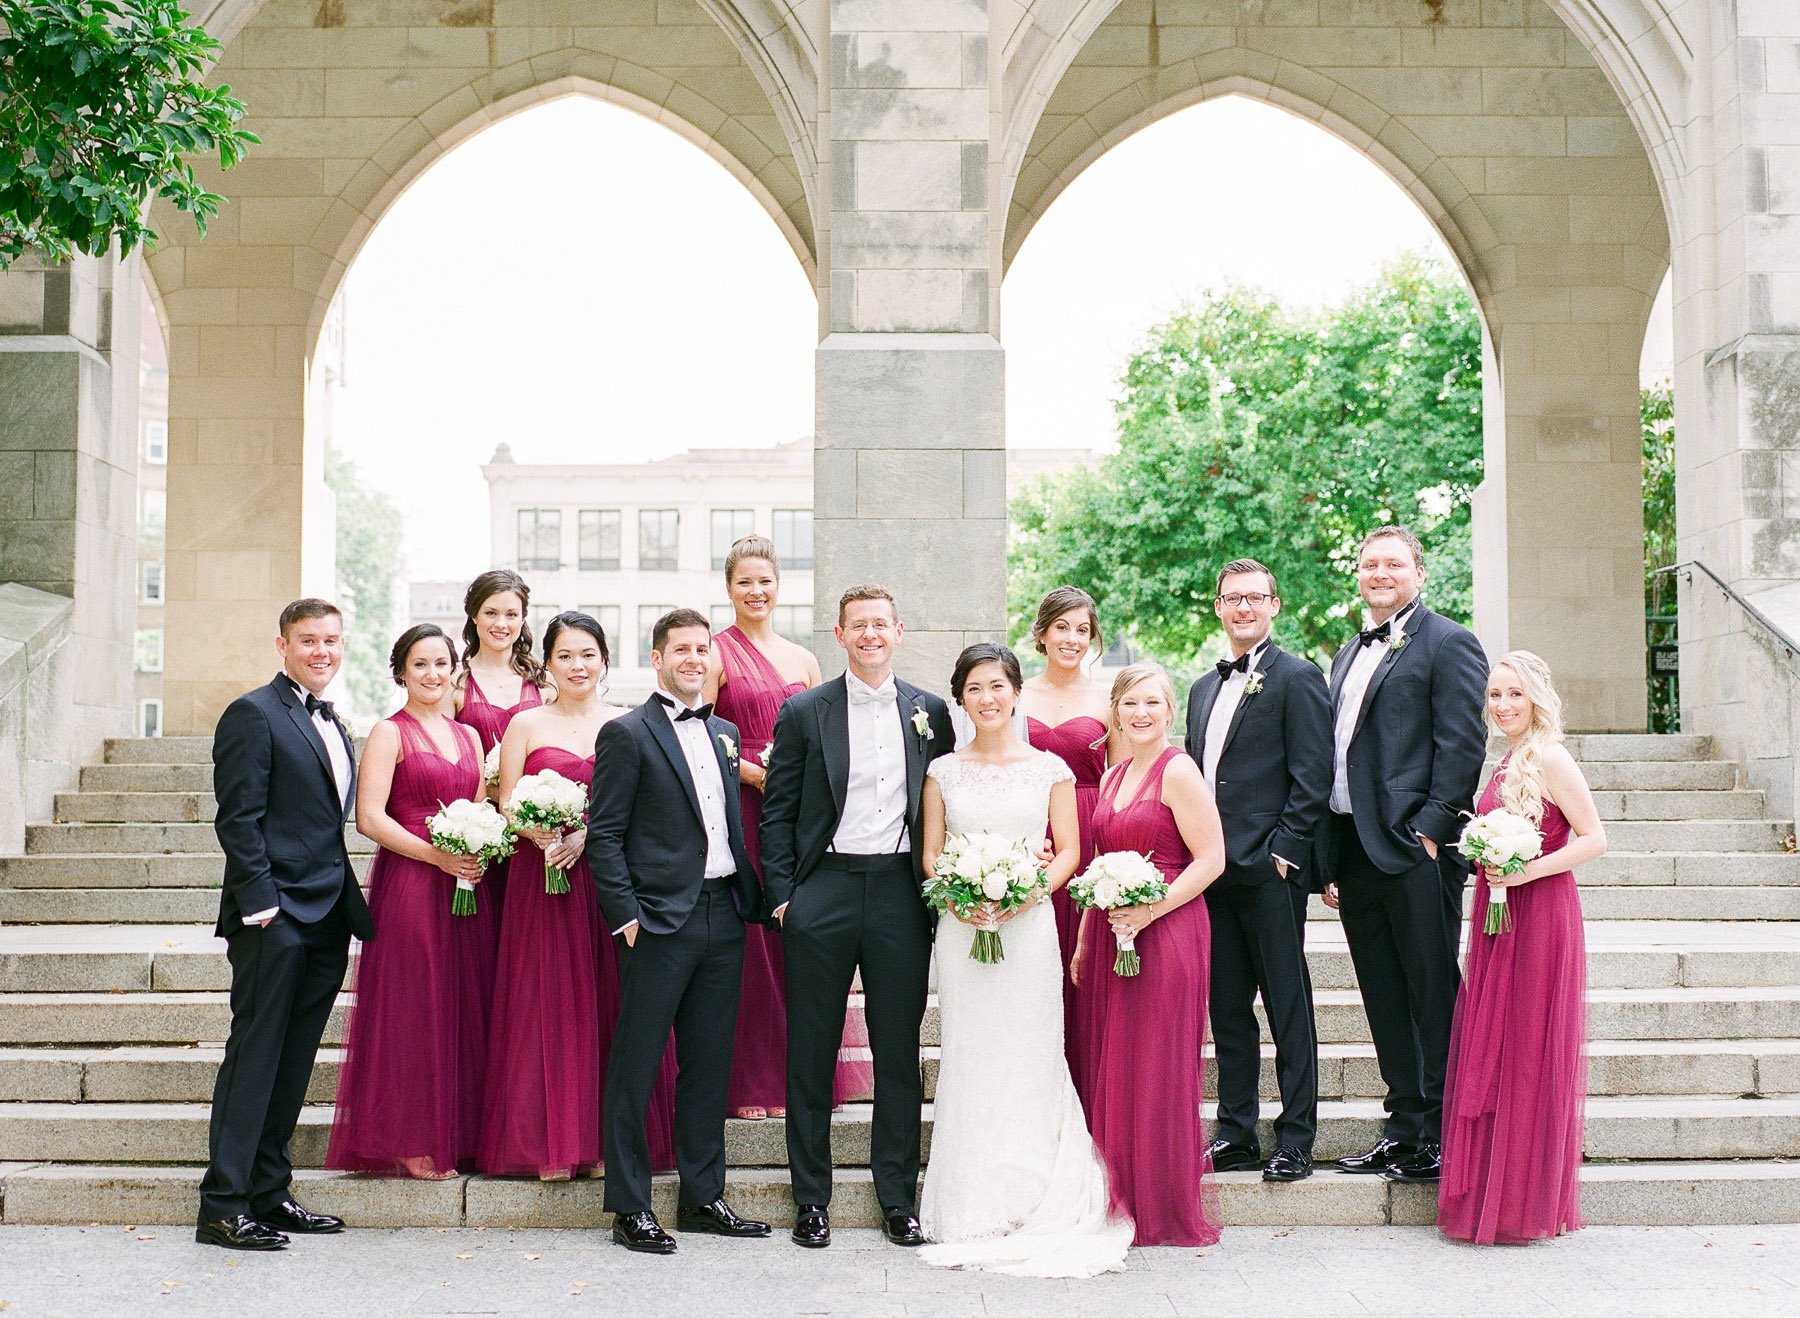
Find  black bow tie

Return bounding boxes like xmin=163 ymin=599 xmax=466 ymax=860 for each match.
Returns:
xmin=1216 ymin=654 xmax=1250 ymax=680
xmin=658 ymin=694 xmax=712 ymax=722
xmin=304 ymin=693 xmax=335 ymax=721
xmin=1358 ymin=621 xmax=1393 ymax=648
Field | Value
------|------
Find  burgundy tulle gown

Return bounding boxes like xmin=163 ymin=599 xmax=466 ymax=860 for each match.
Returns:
xmin=454 ymin=670 xmax=543 ymax=918
xmin=1439 ymin=763 xmax=1587 ymax=1244
xmin=478 ymin=746 xmax=675 ymax=1176
xmin=713 ymin=626 xmax=875 ymax=1111
xmin=1026 ymin=712 xmax=1107 ymax=1076
xmin=1076 ymin=746 xmax=1220 ymax=1247
xmin=327 ymin=711 xmax=496 ymax=1175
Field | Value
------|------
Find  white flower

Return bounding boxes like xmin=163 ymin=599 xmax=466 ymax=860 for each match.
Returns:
xmin=760 ymin=743 xmax=774 ymax=768
xmin=1389 ymin=630 xmax=1410 ymax=654
xmin=482 ymin=744 xmax=502 ymax=787
xmin=912 ymin=709 xmax=931 ymax=739
xmin=1243 ymin=671 xmax=1264 ymax=697
xmin=980 ymin=872 xmax=1010 ymax=901
xmin=1091 ymin=875 xmax=1123 ymax=908
xmin=718 ymin=733 xmax=737 ymax=760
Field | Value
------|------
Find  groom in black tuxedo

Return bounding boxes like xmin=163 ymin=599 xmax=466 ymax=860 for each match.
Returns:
xmin=198 ymin=598 xmax=372 ymax=1251
xmin=1185 ymin=559 xmax=1332 ymax=1185
xmin=1323 ymin=526 xmax=1487 ymax=1183
xmin=589 ymin=608 xmax=769 ymax=1254
xmin=760 ymin=584 xmax=954 ymax=1249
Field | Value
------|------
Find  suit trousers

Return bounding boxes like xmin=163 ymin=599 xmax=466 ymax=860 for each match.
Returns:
xmin=199 ymin=899 xmax=350 ymax=1221
xmin=1332 ymin=815 xmax=1465 ymax=1147
xmin=1206 ymin=875 xmax=1318 ymax=1153
xmin=603 ymin=883 xmax=745 ymax=1215
xmin=781 ymin=853 xmax=929 ymax=1212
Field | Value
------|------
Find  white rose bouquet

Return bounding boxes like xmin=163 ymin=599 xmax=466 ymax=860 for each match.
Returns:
xmin=482 ymin=743 xmax=502 ymax=789
xmin=922 ymin=831 xmax=1050 ymax=964
xmin=504 ymin=769 xmax=590 ymax=894
xmin=1456 ymin=809 xmax=1543 ymax=934
xmin=427 ymin=798 xmax=513 ymax=916
xmin=1069 ymin=850 xmax=1170 ymax=977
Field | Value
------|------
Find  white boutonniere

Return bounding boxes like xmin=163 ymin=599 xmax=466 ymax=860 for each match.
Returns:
xmin=718 ymin=733 xmax=737 ymax=762
xmin=911 ymin=708 xmax=931 ymax=741
xmin=760 ymin=743 xmax=774 ymax=768
xmin=1243 ymin=671 xmax=1265 ymax=697
xmin=1389 ymin=630 xmax=1410 ymax=655
xmin=339 ymin=713 xmax=360 ymax=741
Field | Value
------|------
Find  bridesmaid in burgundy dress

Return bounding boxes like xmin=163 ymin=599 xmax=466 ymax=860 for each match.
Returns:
xmin=328 ymin=624 xmax=496 ymax=1178
xmin=453 ymin=570 xmax=547 ymax=921
xmin=1073 ymin=662 xmax=1226 ymax=1247
xmin=479 ymin=612 xmax=675 ymax=1179
xmin=1436 ymin=651 xmax=1603 ymax=1244
xmin=1019 ymin=586 xmax=1117 ymax=1074
xmin=703 ymin=535 xmax=873 ymax=1119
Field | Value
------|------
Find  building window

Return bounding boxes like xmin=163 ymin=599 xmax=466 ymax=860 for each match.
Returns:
xmin=143 ymin=421 xmax=167 ymax=465
xmin=578 ymin=509 xmax=621 ymax=571
xmin=516 ymin=508 xmax=562 ymax=572
xmin=137 ymin=698 xmax=163 ymax=738
xmin=578 ymin=605 xmax=622 ymax=661
xmin=141 ymin=561 xmax=164 ymax=603
xmin=139 ymin=488 xmax=166 ymax=535
xmin=711 ymin=509 xmax=755 ymax=570
xmin=709 ymin=603 xmax=734 ymax=634
xmin=134 ymin=629 xmax=164 ymax=674
xmin=639 ymin=509 xmax=679 ymax=572
xmin=773 ymin=604 xmax=811 ymax=648
xmin=772 ymin=509 xmax=813 ymax=570
xmin=638 ymin=605 xmax=674 ymax=666
xmin=529 ymin=602 xmax=560 ymax=642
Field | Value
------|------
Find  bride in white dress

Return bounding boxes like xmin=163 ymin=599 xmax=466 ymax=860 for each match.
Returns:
xmin=918 ymin=643 xmax=1134 ymax=1277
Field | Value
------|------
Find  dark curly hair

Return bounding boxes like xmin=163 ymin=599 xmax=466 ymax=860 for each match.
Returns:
xmin=462 ymin=569 xmax=545 ymax=685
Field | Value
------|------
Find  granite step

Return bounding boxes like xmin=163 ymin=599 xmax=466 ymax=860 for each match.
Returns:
xmin=102 ymin=738 xmax=214 ymax=765
xmin=1563 ymin=735 xmax=1715 ymax=761
xmin=24 ymin=822 xmax=372 ymax=856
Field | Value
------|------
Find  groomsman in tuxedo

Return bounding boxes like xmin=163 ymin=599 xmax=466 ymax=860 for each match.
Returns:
xmin=198 ymin=599 xmax=372 ymax=1250
xmin=1323 ymin=526 xmax=1487 ymax=1182
xmin=589 ymin=608 xmax=769 ymax=1254
xmin=1186 ymin=560 xmax=1332 ymax=1184
xmin=760 ymin=585 xmax=955 ymax=1249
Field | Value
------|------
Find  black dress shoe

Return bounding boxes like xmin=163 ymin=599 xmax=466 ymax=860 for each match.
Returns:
xmin=1335 ymin=1137 xmax=1416 ymax=1174
xmin=1384 ymin=1141 xmax=1443 ymax=1183
xmin=791 ymin=1203 xmax=830 ymax=1249
xmin=612 ymin=1211 xmax=677 ymax=1254
xmin=1205 ymin=1137 xmax=1264 ymax=1172
xmin=1263 ymin=1145 xmax=1314 ymax=1182
xmin=676 ymin=1198 xmax=772 ymax=1237
xmin=255 ymin=1198 xmax=344 ymax=1234
xmin=196 ymin=1215 xmax=288 ymax=1251
xmin=881 ymin=1209 xmax=924 ymax=1246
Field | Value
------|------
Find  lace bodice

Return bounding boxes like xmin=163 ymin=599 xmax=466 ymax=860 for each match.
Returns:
xmin=929 ymin=751 xmax=1074 ymax=846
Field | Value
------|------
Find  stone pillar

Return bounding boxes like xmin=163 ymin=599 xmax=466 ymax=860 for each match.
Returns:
xmin=1676 ymin=3 xmax=1800 ymax=814
xmin=0 ymin=250 xmax=137 ymax=760
xmin=155 ymin=241 xmax=319 ymax=734
xmin=813 ymin=0 xmax=1005 ymax=685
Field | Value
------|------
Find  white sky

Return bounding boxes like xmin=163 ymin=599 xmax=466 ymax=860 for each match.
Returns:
xmin=332 ymin=94 xmax=1673 ymax=579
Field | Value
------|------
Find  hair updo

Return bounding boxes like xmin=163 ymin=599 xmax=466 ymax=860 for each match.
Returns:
xmin=950 ymin=642 xmax=1024 ymax=705
xmin=1031 ymin=585 xmax=1103 ymax=657
xmin=541 ymin=610 xmax=610 ymax=670
xmin=462 ymin=569 xmax=544 ymax=685
xmin=724 ymin=534 xmax=779 ymax=585
xmin=389 ymin=624 xmax=459 ymax=686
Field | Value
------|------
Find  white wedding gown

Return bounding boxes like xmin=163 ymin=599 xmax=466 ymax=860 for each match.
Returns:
xmin=919 ymin=751 xmax=1134 ymax=1277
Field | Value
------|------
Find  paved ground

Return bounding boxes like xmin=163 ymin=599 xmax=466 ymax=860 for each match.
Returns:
xmin=0 ymin=1223 xmax=1796 ymax=1316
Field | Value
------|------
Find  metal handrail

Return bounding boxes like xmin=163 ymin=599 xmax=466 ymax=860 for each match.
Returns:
xmin=1654 ymin=560 xmax=1800 ymax=662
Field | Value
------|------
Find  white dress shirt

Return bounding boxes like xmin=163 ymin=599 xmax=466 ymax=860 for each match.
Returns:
xmin=1199 ymin=639 xmax=1269 ymax=785
xmin=1330 ymin=602 xmax=1417 ymax=814
xmin=832 ymin=671 xmax=909 ymax=855
xmin=661 ymin=694 xmax=736 ymax=880
xmin=249 ymin=678 xmax=353 ymax=926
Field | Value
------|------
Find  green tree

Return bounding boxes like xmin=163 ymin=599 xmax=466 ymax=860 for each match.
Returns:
xmin=324 ymin=443 xmax=405 ymax=721
xmin=0 ymin=0 xmax=257 ymax=266
xmin=1009 ymin=257 xmax=1483 ymax=665
xmin=1642 ymin=382 xmax=1678 ymax=732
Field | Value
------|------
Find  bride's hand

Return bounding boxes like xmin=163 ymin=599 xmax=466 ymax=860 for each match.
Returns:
xmin=953 ymin=900 xmax=999 ymax=927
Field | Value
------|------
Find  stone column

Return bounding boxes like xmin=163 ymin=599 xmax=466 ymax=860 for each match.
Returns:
xmin=0 ymin=250 xmax=138 ymax=758
xmin=1672 ymin=3 xmax=1800 ymax=814
xmin=813 ymin=0 xmax=1006 ymax=685
xmin=154 ymin=242 xmax=320 ymax=734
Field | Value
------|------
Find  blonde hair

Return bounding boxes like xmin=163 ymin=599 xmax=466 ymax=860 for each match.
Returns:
xmin=1487 ymin=650 xmax=1564 ymax=825
xmin=1109 ymin=661 xmax=1177 ymax=733
xmin=724 ymin=534 xmax=779 ymax=584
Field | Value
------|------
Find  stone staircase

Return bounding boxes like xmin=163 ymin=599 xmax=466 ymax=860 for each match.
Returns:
xmin=2 ymin=733 xmax=1799 ymax=1228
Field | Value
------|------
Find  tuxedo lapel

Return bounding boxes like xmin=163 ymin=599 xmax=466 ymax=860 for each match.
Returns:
xmin=818 ymin=677 xmax=850 ymax=820
xmin=1218 ymin=646 xmax=1274 ymax=763
xmin=1328 ymin=640 xmax=1356 ymax=707
xmin=1352 ymin=606 xmax=1425 ymax=743
xmin=274 ymin=677 xmax=340 ymax=808
xmin=1190 ymin=673 xmax=1223 ymax=760
xmin=897 ymin=683 xmax=925 ymax=827
xmin=642 ymin=698 xmax=705 ymax=827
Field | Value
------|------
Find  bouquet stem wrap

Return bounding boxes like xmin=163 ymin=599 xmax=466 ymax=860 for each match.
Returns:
xmin=452 ymin=878 xmax=478 ymax=917
xmin=1112 ymin=928 xmax=1141 ymax=977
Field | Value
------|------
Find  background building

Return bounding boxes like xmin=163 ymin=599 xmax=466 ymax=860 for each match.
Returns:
xmin=132 ymin=301 xmax=167 ymax=737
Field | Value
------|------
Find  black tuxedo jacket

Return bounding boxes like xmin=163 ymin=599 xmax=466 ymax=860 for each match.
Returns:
xmin=1326 ymin=603 xmax=1489 ymax=877
xmin=758 ymin=673 xmax=955 ymax=915
xmin=1184 ymin=643 xmax=1333 ymax=888
xmin=211 ymin=675 xmax=371 ymax=941
xmin=586 ymin=696 xmax=762 ymax=937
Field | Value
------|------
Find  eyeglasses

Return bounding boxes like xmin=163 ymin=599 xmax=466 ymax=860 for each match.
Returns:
xmin=843 ymin=619 xmax=895 ymax=636
xmin=1217 ymin=593 xmax=1274 ymax=608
